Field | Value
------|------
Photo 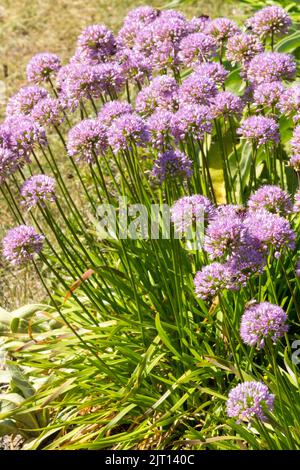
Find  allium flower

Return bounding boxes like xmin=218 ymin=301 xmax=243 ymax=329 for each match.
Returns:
xmin=31 ymin=97 xmax=64 ymax=127
xmin=152 ymin=148 xmax=192 ymax=182
xmin=26 ymin=53 xmax=61 ymax=84
xmin=20 ymin=175 xmax=56 ymax=209
xmin=227 ymin=242 xmax=266 ymax=279
xmin=171 ymin=195 xmax=215 ymax=233
xmin=75 ymin=24 xmax=116 ymax=65
xmin=93 ymin=63 xmax=125 ymax=95
xmin=194 ymin=262 xmax=242 ymax=300
xmin=278 ymin=85 xmax=300 ymax=117
xmin=226 ymin=33 xmax=264 ymax=65
xmin=116 ymin=49 xmax=152 ymax=82
xmin=135 ymin=75 xmax=179 ymax=116
xmin=117 ymin=6 xmax=159 ymax=48
xmin=2 ymin=225 xmax=44 ymax=266
xmin=107 ymin=113 xmax=149 ymax=153
xmin=178 ymin=73 xmax=217 ymax=106
xmin=193 ymin=62 xmax=228 ymax=85
xmin=0 ymin=116 xmax=47 ymax=159
xmin=247 ymin=6 xmax=291 ymax=39
xmin=188 ymin=16 xmax=211 ymax=34
xmin=290 ymin=154 xmax=300 ymax=171
xmin=248 ymin=185 xmax=292 ymax=216
xmin=147 ymin=109 xmax=174 ymax=149
xmin=237 ymin=116 xmax=280 ymax=146
xmin=290 ymin=125 xmax=300 ymax=155
xmin=206 ymin=18 xmax=240 ymax=43
xmin=245 ymin=52 xmax=296 ymax=85
xmin=294 ymin=189 xmax=300 ymax=212
xmin=98 ymin=100 xmax=133 ymax=127
xmin=244 ymin=209 xmax=296 ymax=255
xmin=240 ymin=301 xmax=288 ymax=349
xmin=211 ymin=91 xmax=244 ymax=119
xmin=253 ymin=81 xmax=285 ymax=108
xmin=178 ymin=33 xmax=217 ymax=66
xmin=6 ymin=86 xmax=49 ymax=117
xmin=227 ymin=381 xmax=274 ymax=423
xmin=0 ymin=147 xmax=19 ymax=182
xmin=171 ymin=104 xmax=212 ymax=141
xmin=67 ymin=119 xmax=108 ymax=163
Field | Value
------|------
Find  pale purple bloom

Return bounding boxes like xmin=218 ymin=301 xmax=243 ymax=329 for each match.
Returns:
xmin=188 ymin=16 xmax=211 ymax=34
xmin=278 ymin=85 xmax=300 ymax=118
xmin=26 ymin=53 xmax=61 ymax=84
xmin=253 ymin=81 xmax=285 ymax=108
xmin=152 ymin=148 xmax=192 ymax=182
xmin=93 ymin=62 xmax=125 ymax=95
xmin=245 ymin=52 xmax=296 ymax=85
xmin=211 ymin=91 xmax=244 ymax=119
xmin=294 ymin=189 xmax=300 ymax=212
xmin=290 ymin=154 xmax=300 ymax=171
xmin=117 ymin=7 xmax=159 ymax=48
xmin=98 ymin=100 xmax=133 ymax=127
xmin=194 ymin=262 xmax=242 ymax=300
xmin=75 ymin=24 xmax=116 ymax=65
xmin=6 ymin=86 xmax=50 ymax=117
xmin=206 ymin=18 xmax=240 ymax=43
xmin=31 ymin=97 xmax=64 ymax=127
xmin=67 ymin=119 xmax=108 ymax=163
xmin=179 ymin=73 xmax=217 ymax=106
xmin=290 ymin=126 xmax=300 ymax=156
xmin=178 ymin=33 xmax=217 ymax=66
xmin=20 ymin=175 xmax=56 ymax=209
xmin=240 ymin=301 xmax=288 ymax=349
xmin=2 ymin=225 xmax=44 ymax=266
xmin=107 ymin=113 xmax=149 ymax=153
xmin=248 ymin=185 xmax=292 ymax=216
xmin=247 ymin=6 xmax=291 ymax=39
xmin=0 ymin=147 xmax=19 ymax=182
xmin=147 ymin=109 xmax=174 ymax=149
xmin=226 ymin=33 xmax=264 ymax=65
xmin=135 ymin=75 xmax=179 ymax=116
xmin=171 ymin=104 xmax=212 ymax=141
xmin=116 ymin=49 xmax=152 ymax=82
xmin=171 ymin=195 xmax=215 ymax=233
xmin=237 ymin=116 xmax=280 ymax=146
xmin=193 ymin=62 xmax=228 ymax=85
xmin=227 ymin=381 xmax=274 ymax=423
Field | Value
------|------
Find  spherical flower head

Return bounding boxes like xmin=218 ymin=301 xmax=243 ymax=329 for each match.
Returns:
xmin=253 ymin=81 xmax=285 ymax=109
xmin=6 ymin=86 xmax=50 ymax=117
xmin=206 ymin=18 xmax=240 ymax=43
xmin=98 ymin=100 xmax=133 ymax=127
xmin=179 ymin=73 xmax=217 ymax=106
xmin=20 ymin=175 xmax=56 ymax=210
xmin=188 ymin=16 xmax=211 ymax=34
xmin=178 ymin=33 xmax=217 ymax=67
xmin=116 ymin=49 xmax=152 ymax=82
xmin=135 ymin=75 xmax=179 ymax=116
xmin=290 ymin=154 xmax=300 ymax=171
xmin=93 ymin=62 xmax=125 ymax=95
xmin=117 ymin=7 xmax=159 ymax=48
xmin=278 ymin=85 xmax=300 ymax=117
xmin=237 ymin=116 xmax=280 ymax=147
xmin=1 ymin=116 xmax=47 ymax=159
xmin=245 ymin=52 xmax=296 ymax=86
xmin=248 ymin=185 xmax=292 ymax=216
xmin=67 ymin=119 xmax=107 ymax=164
xmin=147 ymin=109 xmax=174 ymax=149
xmin=290 ymin=125 xmax=300 ymax=155
xmin=227 ymin=241 xmax=266 ymax=279
xmin=226 ymin=33 xmax=264 ymax=65
xmin=171 ymin=104 xmax=212 ymax=141
xmin=107 ymin=113 xmax=149 ymax=153
xmin=0 ymin=147 xmax=19 ymax=182
xmin=211 ymin=91 xmax=244 ymax=119
xmin=2 ymin=225 xmax=44 ymax=266
xmin=152 ymin=148 xmax=192 ymax=182
xmin=227 ymin=381 xmax=274 ymax=423
xmin=240 ymin=301 xmax=288 ymax=349
xmin=193 ymin=62 xmax=228 ymax=85
xmin=244 ymin=209 xmax=296 ymax=255
xmin=26 ymin=53 xmax=61 ymax=84
xmin=294 ymin=189 xmax=300 ymax=213
xmin=31 ymin=97 xmax=64 ymax=127
xmin=194 ymin=261 xmax=241 ymax=300
xmin=76 ymin=24 xmax=116 ymax=65
xmin=247 ymin=6 xmax=291 ymax=39
xmin=171 ymin=195 xmax=215 ymax=234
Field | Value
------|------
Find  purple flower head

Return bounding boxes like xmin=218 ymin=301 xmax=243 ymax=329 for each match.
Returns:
xmin=247 ymin=6 xmax=291 ymax=39
xmin=171 ymin=104 xmax=212 ymax=141
xmin=248 ymin=185 xmax=292 ymax=216
xmin=245 ymin=52 xmax=296 ymax=85
xmin=2 ymin=225 xmax=44 ymax=266
xmin=178 ymin=33 xmax=217 ymax=67
xmin=244 ymin=209 xmax=296 ymax=255
xmin=135 ymin=75 xmax=179 ymax=116
xmin=227 ymin=381 xmax=274 ymax=423
xmin=294 ymin=189 xmax=300 ymax=213
xmin=94 ymin=62 xmax=125 ymax=95
xmin=152 ymin=148 xmax=192 ymax=182
xmin=253 ymin=81 xmax=285 ymax=108
xmin=206 ymin=18 xmax=240 ymax=43
xmin=237 ymin=116 xmax=280 ymax=147
xmin=26 ymin=53 xmax=61 ymax=84
xmin=278 ymin=85 xmax=300 ymax=117
xmin=116 ymin=49 xmax=152 ymax=82
xmin=179 ymin=73 xmax=217 ymax=106
xmin=107 ymin=113 xmax=149 ymax=153
xmin=98 ymin=100 xmax=133 ymax=127
xmin=211 ymin=91 xmax=244 ymax=119
xmin=0 ymin=147 xmax=19 ymax=182
xmin=193 ymin=62 xmax=228 ymax=85
xmin=240 ymin=301 xmax=288 ymax=349
xmin=194 ymin=261 xmax=242 ymax=300
xmin=290 ymin=125 xmax=300 ymax=156
xmin=147 ymin=109 xmax=174 ymax=149
xmin=20 ymin=175 xmax=56 ymax=209
xmin=171 ymin=195 xmax=215 ymax=234
xmin=117 ymin=7 xmax=159 ymax=48
xmin=226 ymin=33 xmax=264 ymax=65
xmin=290 ymin=154 xmax=300 ymax=171
xmin=67 ymin=119 xmax=108 ymax=164
xmin=188 ymin=16 xmax=211 ymax=34
xmin=76 ymin=24 xmax=116 ymax=65
xmin=31 ymin=97 xmax=64 ymax=127
xmin=227 ymin=242 xmax=266 ymax=280
xmin=6 ymin=86 xmax=50 ymax=117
